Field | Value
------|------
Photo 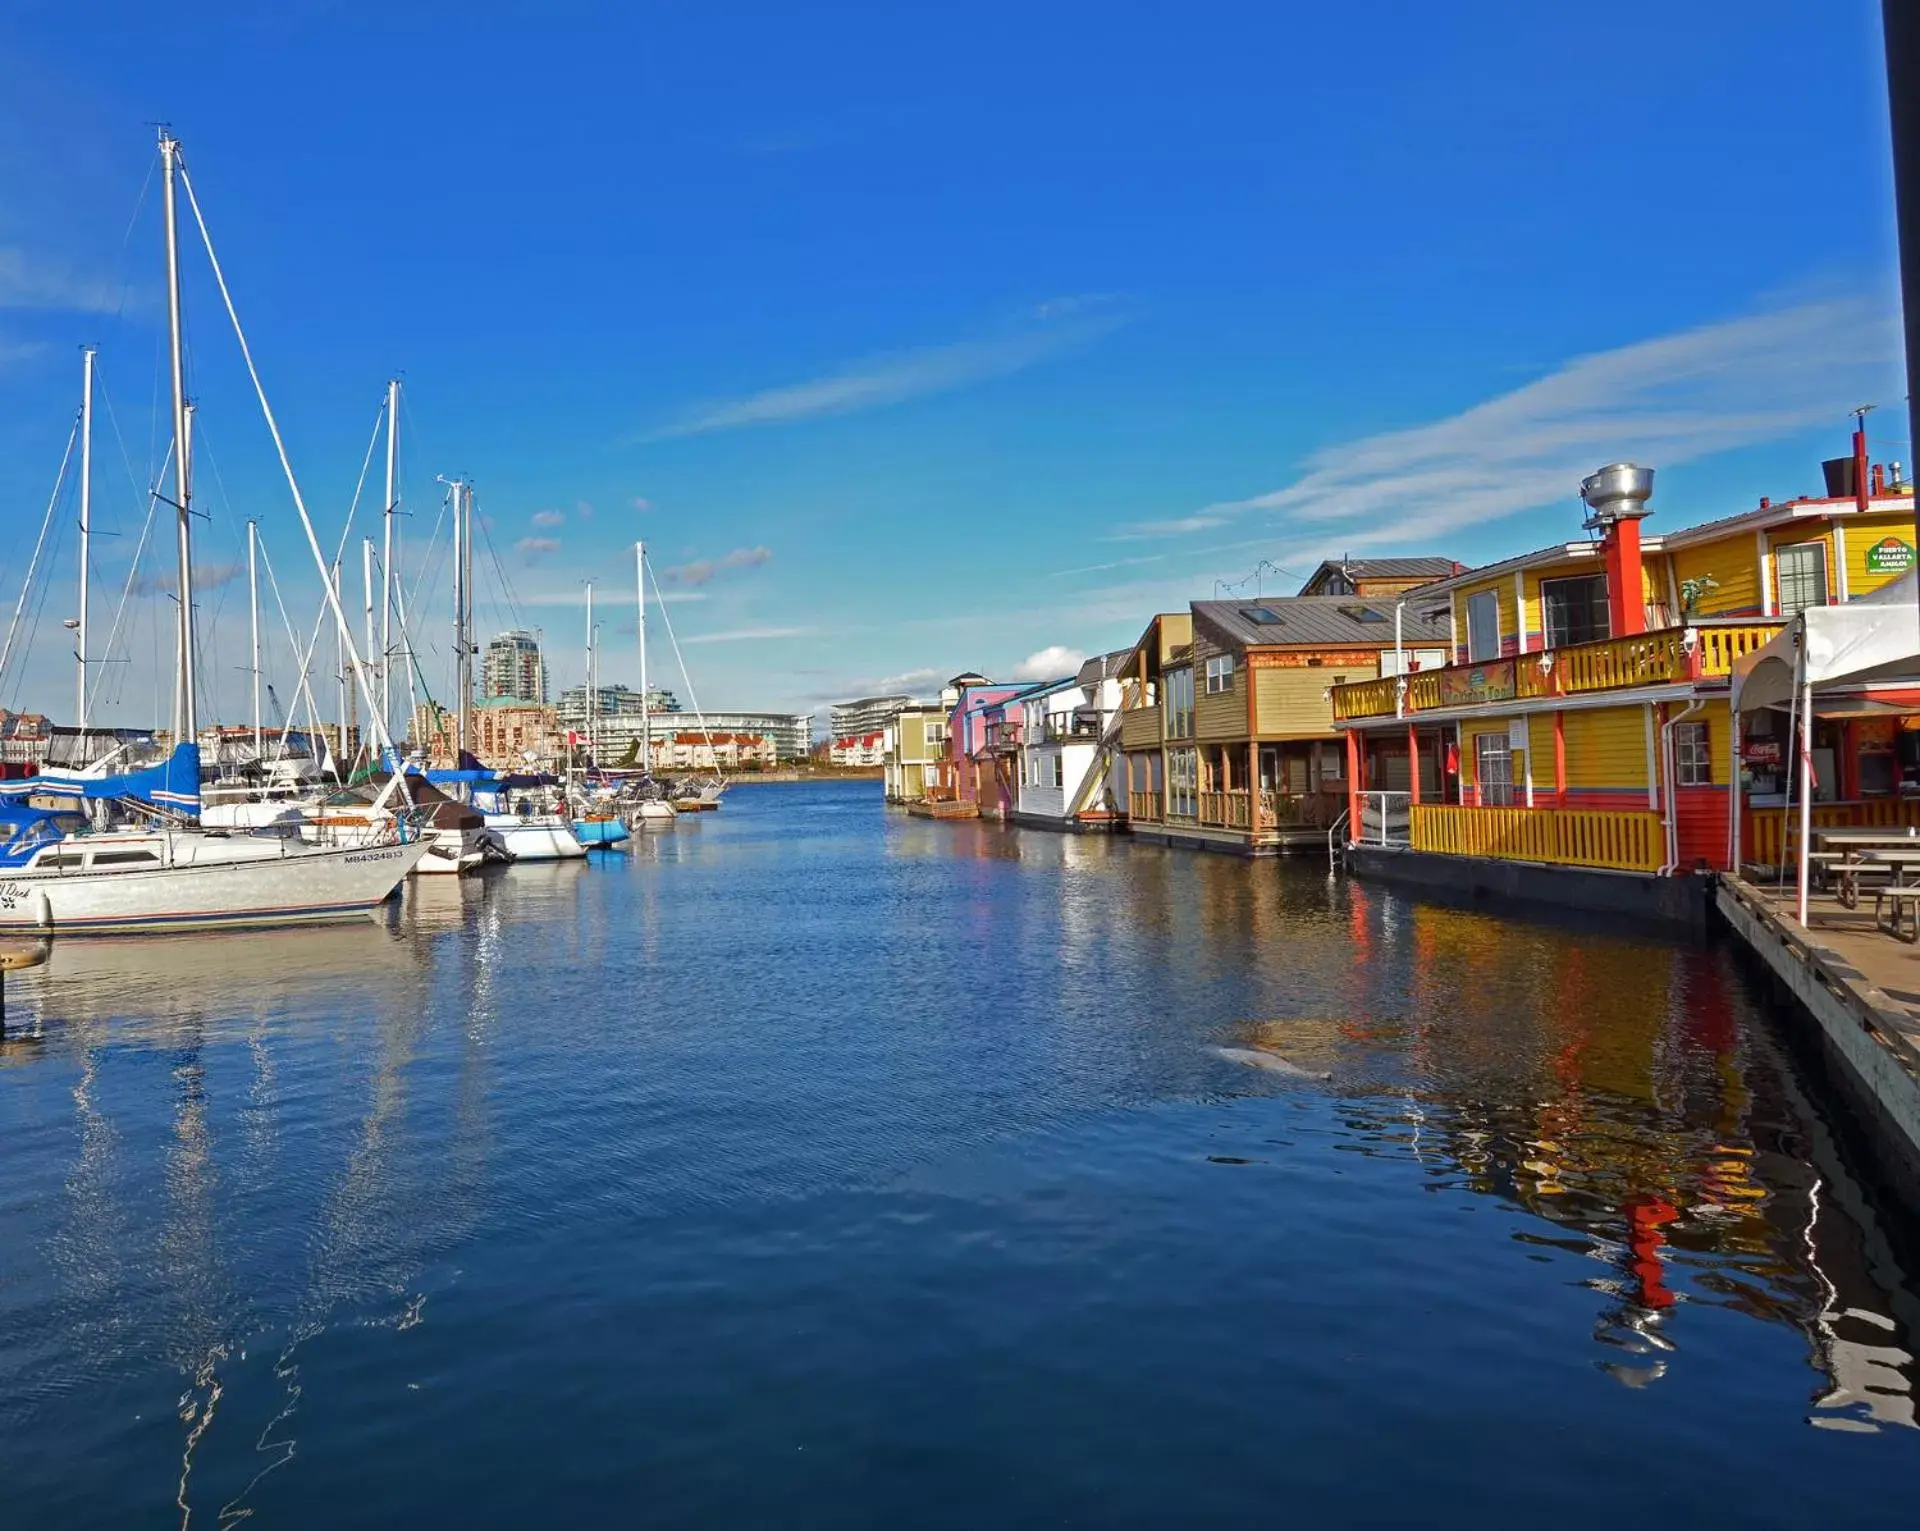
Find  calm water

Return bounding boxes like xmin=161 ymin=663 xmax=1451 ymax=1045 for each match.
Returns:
xmin=2 ymin=781 xmax=1917 ymax=1527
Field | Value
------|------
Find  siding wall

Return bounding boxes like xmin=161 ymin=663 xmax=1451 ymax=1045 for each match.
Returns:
xmin=1562 ymin=705 xmax=1651 ymax=797
xmin=1195 ymin=681 xmax=1245 ymax=741
xmin=1844 ymin=512 xmax=1917 ymax=598
xmin=1253 ymin=662 xmax=1372 ymax=738
xmin=1668 ymin=533 xmax=1762 ymax=617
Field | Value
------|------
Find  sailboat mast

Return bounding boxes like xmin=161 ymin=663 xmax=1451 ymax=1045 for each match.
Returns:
xmin=381 ymin=378 xmax=399 ymax=743
xmin=160 ymin=132 xmax=197 ymax=749
xmin=247 ymin=520 xmax=262 ymax=759
xmin=459 ymin=482 xmax=475 ymax=759
xmin=636 ymin=541 xmax=650 ymax=774
xmin=362 ymin=535 xmax=375 ymax=742
xmin=333 ymin=560 xmax=347 ymax=768
xmin=584 ymin=580 xmax=596 ymax=766
xmin=76 ymin=345 xmax=94 ymax=731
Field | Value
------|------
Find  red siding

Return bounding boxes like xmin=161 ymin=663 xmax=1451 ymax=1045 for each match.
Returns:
xmin=1673 ymin=785 xmax=1729 ymax=871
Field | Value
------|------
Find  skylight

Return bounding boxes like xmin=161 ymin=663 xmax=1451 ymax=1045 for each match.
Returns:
xmin=1238 ymin=606 xmax=1283 ymax=625
xmin=1339 ymin=604 xmax=1389 ymax=623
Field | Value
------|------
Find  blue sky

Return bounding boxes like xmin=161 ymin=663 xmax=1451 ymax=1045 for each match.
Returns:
xmin=0 ymin=1 xmax=1906 ymax=729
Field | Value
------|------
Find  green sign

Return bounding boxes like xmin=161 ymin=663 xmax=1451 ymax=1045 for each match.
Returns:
xmin=1866 ymin=536 xmax=1914 ymax=575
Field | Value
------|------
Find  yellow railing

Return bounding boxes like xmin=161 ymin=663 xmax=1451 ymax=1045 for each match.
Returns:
xmin=1411 ymin=804 xmax=1663 ymax=872
xmin=1331 ymin=620 xmax=1785 ymax=720
xmin=1331 ymin=677 xmax=1399 ymax=721
xmin=1128 ymin=790 xmax=1163 ymax=822
xmin=1746 ymin=798 xmax=1920 ymax=867
xmin=1695 ymin=623 xmax=1780 ymax=676
xmin=1552 ymin=631 xmax=1689 ymax=693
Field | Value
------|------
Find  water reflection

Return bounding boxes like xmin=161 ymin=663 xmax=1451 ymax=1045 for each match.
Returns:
xmin=4 ymin=789 xmax=1918 ymax=1528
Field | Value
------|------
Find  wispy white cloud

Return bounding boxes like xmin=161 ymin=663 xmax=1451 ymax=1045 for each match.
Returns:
xmin=1010 ymin=644 xmax=1085 ymax=681
xmin=517 ymin=587 xmax=708 ymax=608
xmin=643 ymin=304 xmax=1124 ymax=440
xmin=1105 ymin=515 xmax=1225 ymax=542
xmin=682 ymin=626 xmax=815 ymax=645
xmin=0 ymin=247 xmax=121 ymax=312
xmin=1185 ymin=294 xmax=1902 ymax=552
xmin=530 ymin=509 xmax=565 ymax=529
xmin=1050 ymin=552 xmax=1170 ymax=578
xmin=663 ymin=545 xmax=772 ymax=586
xmin=129 ymin=560 xmax=246 ymax=597
xmin=631 ymin=495 xmax=652 ymax=512
xmin=515 ymin=536 xmax=562 ymax=562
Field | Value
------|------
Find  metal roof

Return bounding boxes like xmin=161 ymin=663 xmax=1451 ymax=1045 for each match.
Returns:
xmin=1190 ymin=597 xmax=1451 ymax=652
xmin=1299 ymin=557 xmax=1462 ymax=590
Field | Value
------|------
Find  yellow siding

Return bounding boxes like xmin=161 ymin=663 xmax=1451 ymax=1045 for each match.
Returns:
xmin=1562 ymin=705 xmax=1650 ymax=790
xmin=1843 ymin=512 xmax=1917 ymax=599
xmin=1254 ymin=663 xmax=1369 ymax=738
xmin=1669 ymin=532 xmax=1761 ymax=617
xmin=1195 ymin=683 xmax=1245 ymax=741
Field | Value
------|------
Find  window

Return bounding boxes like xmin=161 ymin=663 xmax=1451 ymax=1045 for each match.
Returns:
xmin=1475 ymin=733 xmax=1514 ymax=806
xmin=1051 ymin=754 xmax=1064 ymax=789
xmin=1465 ymin=589 xmax=1501 ymax=662
xmin=1165 ymin=667 xmax=1195 ymax=737
xmin=33 ymin=853 xmax=85 ymax=870
xmin=89 ymin=850 xmax=161 ymax=867
xmin=1168 ymin=747 xmax=1199 ymax=818
xmin=1674 ymin=722 xmax=1711 ymax=787
xmin=1776 ymin=541 xmax=1829 ymax=615
xmin=1540 ymin=574 xmax=1610 ymax=649
xmin=1336 ymin=603 xmax=1389 ymax=624
xmin=1238 ymin=606 xmax=1283 ymax=626
xmin=1204 ymin=654 xmax=1235 ymax=694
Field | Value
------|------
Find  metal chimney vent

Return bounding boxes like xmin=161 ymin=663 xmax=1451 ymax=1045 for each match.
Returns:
xmin=1580 ymin=462 xmax=1654 ymax=528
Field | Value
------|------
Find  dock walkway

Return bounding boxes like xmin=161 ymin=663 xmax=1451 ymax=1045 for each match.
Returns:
xmin=1718 ymin=876 xmax=1920 ymax=1193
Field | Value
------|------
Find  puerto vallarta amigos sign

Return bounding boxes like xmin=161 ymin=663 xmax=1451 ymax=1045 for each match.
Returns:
xmin=1866 ymin=536 xmax=1915 ymax=575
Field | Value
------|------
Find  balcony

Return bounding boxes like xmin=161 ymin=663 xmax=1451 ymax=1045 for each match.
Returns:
xmin=1408 ymin=804 xmax=1663 ymax=873
xmin=1118 ymin=707 xmax=1164 ymax=750
xmin=1198 ymin=791 xmax=1252 ymax=829
xmin=1329 ymin=620 xmax=1783 ymax=722
xmin=983 ymin=721 xmax=1023 ymax=755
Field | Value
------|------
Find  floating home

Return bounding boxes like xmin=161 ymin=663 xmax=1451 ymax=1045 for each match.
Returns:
xmin=1331 ymin=438 xmax=1919 ymax=920
xmin=1117 ymin=573 xmax=1455 ymax=855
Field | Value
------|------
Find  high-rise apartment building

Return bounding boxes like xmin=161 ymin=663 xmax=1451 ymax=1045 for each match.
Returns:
xmin=483 ymin=629 xmax=547 ymax=704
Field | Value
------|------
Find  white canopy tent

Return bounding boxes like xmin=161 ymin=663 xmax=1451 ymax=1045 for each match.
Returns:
xmin=1729 ymin=571 xmax=1920 ymax=924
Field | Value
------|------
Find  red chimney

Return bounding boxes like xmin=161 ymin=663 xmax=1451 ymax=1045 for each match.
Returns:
xmin=1872 ymin=462 xmax=1886 ymax=496
xmin=1580 ymin=464 xmax=1655 ymax=638
xmin=1855 ymin=422 xmax=1871 ymax=513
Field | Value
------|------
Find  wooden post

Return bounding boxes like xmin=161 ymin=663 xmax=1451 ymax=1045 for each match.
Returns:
xmin=1248 ymin=739 xmax=1261 ymax=833
xmin=1554 ymin=711 xmax=1567 ymax=808
xmin=1406 ymin=723 xmax=1420 ymax=806
xmin=1347 ymin=730 xmax=1362 ymax=839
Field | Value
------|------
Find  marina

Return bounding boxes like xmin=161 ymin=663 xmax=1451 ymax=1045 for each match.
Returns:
xmin=2 ymin=5 xmax=1920 ymax=1524
xmin=2 ymin=783 xmax=1918 ymax=1526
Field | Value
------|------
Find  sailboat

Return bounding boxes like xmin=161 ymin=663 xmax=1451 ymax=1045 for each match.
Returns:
xmin=571 ymin=581 xmax=631 ymax=848
xmin=0 ymin=132 xmax=430 ymax=934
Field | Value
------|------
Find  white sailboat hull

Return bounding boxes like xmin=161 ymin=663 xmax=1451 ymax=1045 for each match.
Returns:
xmin=485 ymin=815 xmax=588 ymax=861
xmin=0 ymin=837 xmax=431 ymax=935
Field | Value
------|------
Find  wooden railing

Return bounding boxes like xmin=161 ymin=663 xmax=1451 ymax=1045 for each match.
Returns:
xmin=1746 ymin=798 xmax=1920 ymax=868
xmin=1331 ymin=620 xmax=1784 ymax=720
xmin=1411 ymin=804 xmax=1663 ymax=872
xmin=1198 ymin=790 xmax=1251 ymax=829
xmin=1128 ymin=790 xmax=1163 ymax=823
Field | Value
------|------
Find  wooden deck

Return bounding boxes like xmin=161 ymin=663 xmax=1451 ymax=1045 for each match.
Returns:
xmin=1728 ymin=877 xmax=1920 ymax=1048
xmin=1717 ymin=876 xmax=1920 ymax=1197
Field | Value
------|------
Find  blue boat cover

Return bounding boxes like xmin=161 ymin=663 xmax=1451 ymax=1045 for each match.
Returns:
xmin=0 ymin=741 xmax=201 ymax=814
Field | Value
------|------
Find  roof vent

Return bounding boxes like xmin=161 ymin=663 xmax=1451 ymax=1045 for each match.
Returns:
xmin=1579 ymin=463 xmax=1654 ymax=528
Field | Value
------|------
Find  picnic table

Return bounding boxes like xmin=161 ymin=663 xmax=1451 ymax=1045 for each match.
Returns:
xmin=1805 ymin=829 xmax=1920 ymax=907
xmin=1864 ymin=847 xmax=1920 ymax=941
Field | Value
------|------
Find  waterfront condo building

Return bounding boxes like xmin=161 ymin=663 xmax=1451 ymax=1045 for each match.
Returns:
xmin=1329 ymin=439 xmax=1919 ymax=919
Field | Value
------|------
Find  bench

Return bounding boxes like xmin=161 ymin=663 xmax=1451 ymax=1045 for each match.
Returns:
xmin=1833 ymin=858 xmax=1898 ymax=909
xmin=1875 ymin=885 xmax=1920 ymax=942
